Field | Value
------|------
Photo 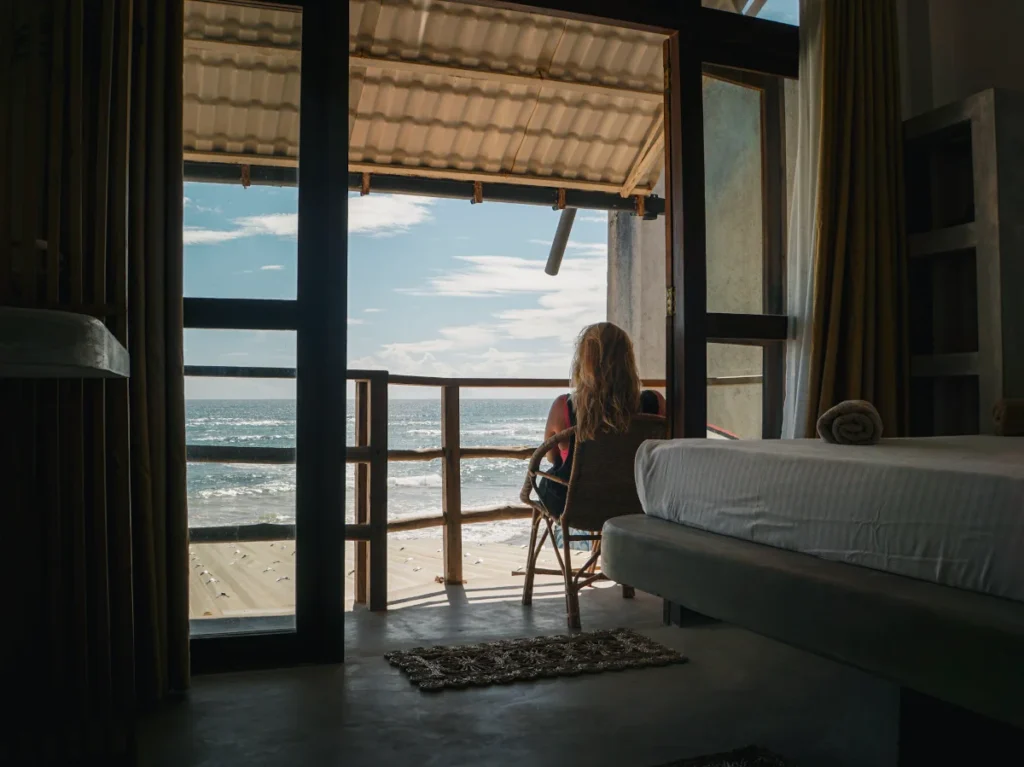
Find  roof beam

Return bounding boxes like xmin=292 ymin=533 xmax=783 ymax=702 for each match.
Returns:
xmin=182 ymin=160 xmax=664 ymax=217
xmin=182 ymin=150 xmax=653 ymax=196
xmin=620 ymin=109 xmax=665 ymax=196
xmin=183 ymin=37 xmax=662 ymax=103
xmin=347 ymin=161 xmax=649 ymax=195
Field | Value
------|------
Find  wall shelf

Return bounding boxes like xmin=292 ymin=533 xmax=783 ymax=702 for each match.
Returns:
xmin=0 ymin=307 xmax=129 ymax=379
xmin=904 ymin=88 xmax=1024 ymax=436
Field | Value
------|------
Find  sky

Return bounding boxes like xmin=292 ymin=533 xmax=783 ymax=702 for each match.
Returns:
xmin=183 ymin=183 xmax=609 ymax=399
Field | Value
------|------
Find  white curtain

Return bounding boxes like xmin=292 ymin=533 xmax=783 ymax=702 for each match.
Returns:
xmin=780 ymin=0 xmax=824 ymax=439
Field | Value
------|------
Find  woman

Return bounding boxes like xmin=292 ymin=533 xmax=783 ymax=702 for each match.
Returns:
xmin=534 ymin=323 xmax=665 ymax=532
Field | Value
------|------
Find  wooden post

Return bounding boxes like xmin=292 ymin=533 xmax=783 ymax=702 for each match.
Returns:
xmin=441 ymin=385 xmax=463 ymax=584
xmin=663 ymin=20 xmax=709 ymax=440
xmin=353 ymin=381 xmax=370 ymax=605
xmin=368 ymin=372 xmax=388 ymax=610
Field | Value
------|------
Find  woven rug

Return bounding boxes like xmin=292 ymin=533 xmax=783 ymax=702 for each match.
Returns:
xmin=384 ymin=628 xmax=687 ymax=691
xmin=656 ymin=746 xmax=795 ymax=766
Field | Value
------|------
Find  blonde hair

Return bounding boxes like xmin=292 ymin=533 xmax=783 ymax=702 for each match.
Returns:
xmin=570 ymin=323 xmax=642 ymax=442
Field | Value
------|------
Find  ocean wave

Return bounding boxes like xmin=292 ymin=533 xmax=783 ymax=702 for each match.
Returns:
xmin=407 ymin=429 xmax=442 ymax=436
xmin=389 ymin=474 xmax=442 ymax=488
xmin=189 ymin=434 xmax=294 ymax=443
xmin=187 ymin=418 xmax=292 ymax=427
xmin=195 ymin=480 xmax=295 ymax=499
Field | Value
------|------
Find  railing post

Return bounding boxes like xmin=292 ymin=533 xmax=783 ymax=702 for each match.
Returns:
xmin=353 ymin=380 xmax=370 ymax=605
xmin=368 ymin=372 xmax=389 ymax=610
xmin=441 ymin=385 xmax=463 ymax=584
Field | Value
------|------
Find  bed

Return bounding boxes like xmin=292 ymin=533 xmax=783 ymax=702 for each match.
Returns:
xmin=600 ymin=436 xmax=1024 ymax=736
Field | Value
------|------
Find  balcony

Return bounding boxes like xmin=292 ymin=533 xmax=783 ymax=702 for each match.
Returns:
xmin=185 ymin=367 xmax=759 ymax=631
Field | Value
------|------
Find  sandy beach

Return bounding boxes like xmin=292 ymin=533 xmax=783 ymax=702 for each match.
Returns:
xmin=189 ymin=537 xmax=594 ymax=619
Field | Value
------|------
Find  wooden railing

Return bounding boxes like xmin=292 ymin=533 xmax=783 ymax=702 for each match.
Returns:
xmin=184 ymin=367 xmax=762 ymax=611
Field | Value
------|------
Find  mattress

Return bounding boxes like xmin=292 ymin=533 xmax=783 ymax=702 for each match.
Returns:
xmin=634 ymin=436 xmax=1024 ymax=602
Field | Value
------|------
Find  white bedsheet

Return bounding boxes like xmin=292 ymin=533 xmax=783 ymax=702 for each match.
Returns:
xmin=634 ymin=436 xmax=1024 ymax=602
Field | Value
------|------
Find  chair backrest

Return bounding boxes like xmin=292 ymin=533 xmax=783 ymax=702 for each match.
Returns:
xmin=563 ymin=414 xmax=667 ymax=531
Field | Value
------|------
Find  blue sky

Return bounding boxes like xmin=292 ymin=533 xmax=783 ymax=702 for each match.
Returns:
xmin=183 ymin=183 xmax=608 ymax=398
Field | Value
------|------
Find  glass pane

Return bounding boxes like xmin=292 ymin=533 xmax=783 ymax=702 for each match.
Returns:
xmin=183 ymin=182 xmax=298 ymax=300
xmin=185 ymin=330 xmax=297 ymax=634
xmin=708 ymin=344 xmax=763 ymax=439
xmin=703 ymin=75 xmax=763 ymax=313
xmin=186 ymin=377 xmax=296 ymax=632
xmin=702 ymin=0 xmax=799 ymax=26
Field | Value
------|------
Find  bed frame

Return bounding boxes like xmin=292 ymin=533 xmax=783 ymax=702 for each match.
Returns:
xmin=601 ymin=515 xmax=1024 ymax=763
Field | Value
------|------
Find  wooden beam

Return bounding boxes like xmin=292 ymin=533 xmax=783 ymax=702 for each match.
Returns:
xmin=460 ymin=446 xmax=535 ymax=460
xmin=354 ymin=381 xmax=370 ymax=605
xmin=183 ymin=150 xmax=655 ymax=195
xmin=387 ymin=448 xmax=445 ymax=462
xmin=368 ymin=375 xmax=389 ymax=611
xmin=664 ymin=16 xmax=709 ymax=440
xmin=620 ymin=111 xmax=665 ymax=196
xmin=182 ymin=151 xmax=297 ymax=168
xmin=441 ymin=386 xmax=463 ymax=584
xmin=385 ymin=505 xmax=534 ymax=533
xmin=347 ymin=161 xmax=653 ymax=196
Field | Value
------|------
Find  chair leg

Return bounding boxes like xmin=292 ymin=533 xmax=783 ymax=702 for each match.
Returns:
xmin=561 ymin=519 xmax=581 ymax=630
xmin=521 ymin=511 xmax=542 ymax=606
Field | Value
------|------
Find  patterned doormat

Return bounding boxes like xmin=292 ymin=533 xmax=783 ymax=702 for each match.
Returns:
xmin=657 ymin=746 xmax=795 ymax=766
xmin=384 ymin=628 xmax=687 ymax=691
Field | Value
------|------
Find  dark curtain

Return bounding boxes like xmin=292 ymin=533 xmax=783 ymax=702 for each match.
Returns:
xmin=2 ymin=0 xmax=188 ymax=762
xmin=803 ymin=0 xmax=910 ymax=436
xmin=127 ymin=0 xmax=190 ymax=706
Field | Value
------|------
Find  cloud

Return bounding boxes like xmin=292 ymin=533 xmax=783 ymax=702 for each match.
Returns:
xmin=349 ymin=194 xmax=433 ymax=235
xmin=395 ymin=252 xmax=606 ymax=349
xmin=260 ymin=264 xmax=285 ymax=271
xmin=182 ymin=195 xmax=434 ymax=245
xmin=528 ymin=239 xmax=607 ymax=257
xmin=348 ymin=318 xmax=366 ymax=325
xmin=438 ymin=325 xmax=498 ymax=348
xmin=184 ymin=196 xmax=192 ymax=207
xmin=364 ymin=308 xmax=382 ymax=313
xmin=579 ymin=213 xmax=607 ymax=224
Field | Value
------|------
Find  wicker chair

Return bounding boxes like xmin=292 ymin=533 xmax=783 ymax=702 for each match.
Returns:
xmin=519 ymin=414 xmax=667 ymax=629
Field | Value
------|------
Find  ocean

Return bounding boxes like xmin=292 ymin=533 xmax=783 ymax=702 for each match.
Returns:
xmin=186 ymin=398 xmax=553 ymax=545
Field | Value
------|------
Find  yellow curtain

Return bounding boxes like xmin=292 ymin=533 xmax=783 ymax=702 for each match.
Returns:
xmin=804 ymin=0 xmax=910 ymax=436
xmin=2 ymin=0 xmax=187 ymax=762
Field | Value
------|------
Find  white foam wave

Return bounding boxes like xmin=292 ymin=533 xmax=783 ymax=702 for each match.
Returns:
xmin=389 ymin=474 xmax=442 ymax=488
xmin=195 ymin=480 xmax=295 ymax=499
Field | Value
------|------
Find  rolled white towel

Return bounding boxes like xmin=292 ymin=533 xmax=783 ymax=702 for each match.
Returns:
xmin=816 ymin=400 xmax=883 ymax=445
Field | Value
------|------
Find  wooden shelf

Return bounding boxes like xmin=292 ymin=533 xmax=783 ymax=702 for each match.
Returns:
xmin=910 ymin=353 xmax=980 ymax=379
xmin=909 ymin=222 xmax=976 ymax=258
xmin=0 ymin=307 xmax=129 ymax=379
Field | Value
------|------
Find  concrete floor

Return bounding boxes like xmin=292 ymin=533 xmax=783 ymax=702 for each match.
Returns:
xmin=140 ymin=586 xmax=900 ymax=767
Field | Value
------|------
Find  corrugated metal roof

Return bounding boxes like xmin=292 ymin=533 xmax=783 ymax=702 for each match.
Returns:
xmin=183 ymin=0 xmax=667 ymax=195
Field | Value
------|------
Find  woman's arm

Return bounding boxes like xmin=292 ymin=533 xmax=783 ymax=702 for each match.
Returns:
xmin=653 ymin=390 xmax=667 ymax=416
xmin=543 ymin=394 xmax=569 ymax=463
